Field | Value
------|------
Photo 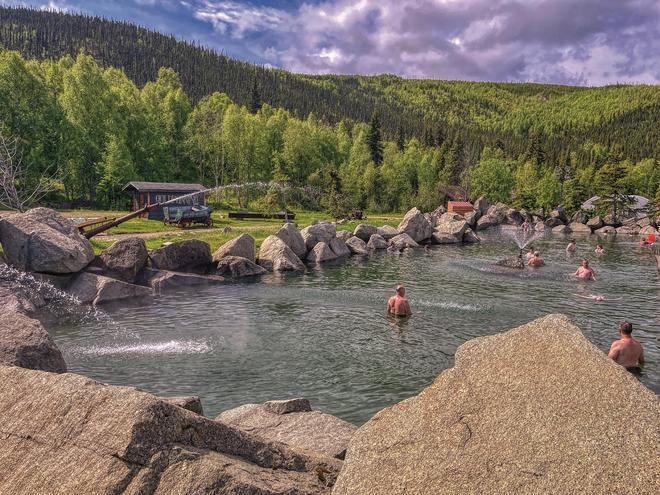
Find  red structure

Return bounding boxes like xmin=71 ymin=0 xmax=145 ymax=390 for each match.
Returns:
xmin=447 ymin=201 xmax=474 ymax=214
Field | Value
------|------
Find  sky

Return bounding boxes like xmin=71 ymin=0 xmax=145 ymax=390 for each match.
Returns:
xmin=5 ymin=0 xmax=660 ymax=86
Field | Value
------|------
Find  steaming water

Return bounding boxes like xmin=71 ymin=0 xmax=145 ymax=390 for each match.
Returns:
xmin=50 ymin=231 xmax=659 ymax=424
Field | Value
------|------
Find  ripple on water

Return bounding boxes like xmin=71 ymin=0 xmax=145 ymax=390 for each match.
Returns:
xmin=74 ymin=339 xmax=214 ymax=356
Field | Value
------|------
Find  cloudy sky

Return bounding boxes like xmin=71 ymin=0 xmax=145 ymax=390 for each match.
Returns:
xmin=6 ymin=0 xmax=660 ymax=85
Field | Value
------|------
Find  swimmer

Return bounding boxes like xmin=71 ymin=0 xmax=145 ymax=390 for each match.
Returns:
xmin=521 ymin=219 xmax=531 ymax=233
xmin=387 ymin=285 xmax=412 ymax=317
xmin=571 ymin=258 xmax=596 ymax=281
xmin=565 ymin=239 xmax=577 ymax=254
xmin=574 ymin=293 xmax=622 ymax=302
xmin=527 ymin=251 xmax=545 ymax=267
xmin=595 ymin=244 xmax=604 ymax=255
xmin=525 ymin=246 xmax=535 ymax=261
xmin=608 ymin=322 xmax=644 ymax=373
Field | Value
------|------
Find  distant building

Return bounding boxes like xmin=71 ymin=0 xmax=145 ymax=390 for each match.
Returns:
xmin=447 ymin=201 xmax=474 ymax=215
xmin=122 ymin=181 xmax=206 ymax=220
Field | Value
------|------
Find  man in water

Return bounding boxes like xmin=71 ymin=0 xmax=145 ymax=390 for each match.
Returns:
xmin=608 ymin=322 xmax=644 ymax=373
xmin=595 ymin=244 xmax=605 ymax=255
xmin=387 ymin=285 xmax=412 ymax=317
xmin=525 ymin=246 xmax=535 ymax=261
xmin=566 ymin=239 xmax=577 ymax=254
xmin=527 ymin=251 xmax=545 ymax=267
xmin=571 ymin=259 xmax=596 ymax=280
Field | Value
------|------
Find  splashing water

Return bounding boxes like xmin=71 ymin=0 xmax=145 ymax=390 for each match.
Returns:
xmin=502 ymin=225 xmax=547 ymax=250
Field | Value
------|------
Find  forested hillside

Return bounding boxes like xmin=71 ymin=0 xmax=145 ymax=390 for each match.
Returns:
xmin=0 ymin=6 xmax=658 ymax=214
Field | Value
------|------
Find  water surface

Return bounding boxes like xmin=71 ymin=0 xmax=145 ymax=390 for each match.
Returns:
xmin=51 ymin=231 xmax=659 ymax=424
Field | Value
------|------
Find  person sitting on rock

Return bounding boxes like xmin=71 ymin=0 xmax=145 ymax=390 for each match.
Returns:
xmin=595 ymin=244 xmax=605 ymax=255
xmin=387 ymin=285 xmax=412 ymax=317
xmin=527 ymin=251 xmax=545 ymax=267
xmin=566 ymin=239 xmax=577 ymax=254
xmin=608 ymin=322 xmax=644 ymax=374
xmin=571 ymin=259 xmax=596 ymax=281
xmin=525 ymin=246 xmax=535 ymax=261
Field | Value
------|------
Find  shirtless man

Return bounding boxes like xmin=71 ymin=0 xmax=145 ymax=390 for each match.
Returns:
xmin=527 ymin=251 xmax=545 ymax=267
xmin=571 ymin=259 xmax=596 ymax=281
xmin=525 ymin=246 xmax=535 ymax=262
xmin=608 ymin=322 xmax=644 ymax=373
xmin=387 ymin=285 xmax=412 ymax=317
xmin=566 ymin=239 xmax=577 ymax=254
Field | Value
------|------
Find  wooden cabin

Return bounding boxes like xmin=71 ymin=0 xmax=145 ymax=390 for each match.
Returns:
xmin=447 ymin=201 xmax=474 ymax=215
xmin=122 ymin=182 xmax=206 ymax=220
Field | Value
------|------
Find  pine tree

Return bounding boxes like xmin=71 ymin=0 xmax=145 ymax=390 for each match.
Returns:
xmin=249 ymin=78 xmax=261 ymax=114
xmin=366 ymin=113 xmax=383 ymax=166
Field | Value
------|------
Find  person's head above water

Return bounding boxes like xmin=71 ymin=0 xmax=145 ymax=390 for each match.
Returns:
xmin=570 ymin=239 xmax=576 ymax=244
xmin=395 ymin=285 xmax=406 ymax=296
xmin=528 ymin=246 xmax=534 ymax=252
xmin=534 ymin=251 xmax=540 ymax=257
xmin=619 ymin=321 xmax=633 ymax=335
xmin=581 ymin=258 xmax=590 ymax=267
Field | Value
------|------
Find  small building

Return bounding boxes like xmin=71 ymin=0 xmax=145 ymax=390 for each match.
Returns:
xmin=447 ymin=201 xmax=474 ymax=215
xmin=122 ymin=182 xmax=206 ymax=220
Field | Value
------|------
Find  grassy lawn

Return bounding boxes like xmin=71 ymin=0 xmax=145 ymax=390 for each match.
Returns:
xmin=83 ymin=209 xmax=405 ymax=253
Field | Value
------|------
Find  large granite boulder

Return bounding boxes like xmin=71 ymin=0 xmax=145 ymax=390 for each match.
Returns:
xmin=484 ymin=202 xmax=508 ymax=224
xmin=212 ymin=234 xmax=256 ymax=263
xmin=473 ymin=196 xmax=490 ymax=215
xmin=571 ymin=211 xmax=589 ymax=224
xmin=0 ymin=366 xmax=340 ymax=494
xmin=636 ymin=216 xmax=651 ymax=228
xmin=301 ymin=223 xmax=336 ymax=251
xmin=333 ymin=314 xmax=659 ymax=495
xmin=144 ymin=269 xmax=224 ymax=291
xmin=377 ymin=225 xmax=399 ymax=240
xmin=328 ymin=237 xmax=351 ymax=258
xmin=475 ymin=214 xmax=495 ymax=231
xmin=218 ymin=398 xmax=357 ymax=460
xmin=0 ymin=308 xmax=66 ymax=373
xmin=545 ymin=217 xmax=564 ymax=228
xmin=505 ymin=208 xmax=524 ymax=225
xmin=397 ymin=208 xmax=432 ymax=242
xmin=150 ymin=239 xmax=212 ymax=272
xmin=0 ymin=208 xmax=94 ymax=274
xmin=258 ymin=235 xmax=305 ymax=272
xmin=353 ymin=224 xmax=378 ymax=242
xmin=463 ymin=228 xmax=480 ymax=243
xmin=162 ymin=396 xmax=204 ymax=415
xmin=345 ymin=236 xmax=369 ymax=255
xmin=276 ymin=223 xmax=307 ymax=259
xmin=603 ymin=213 xmax=621 ymax=227
xmin=389 ymin=233 xmax=420 ymax=249
xmin=434 ymin=218 xmax=468 ymax=241
xmin=335 ymin=230 xmax=353 ymax=242
xmin=586 ymin=216 xmax=604 ymax=230
xmin=99 ymin=237 xmax=148 ymax=283
xmin=67 ymin=272 xmax=153 ymax=305
xmin=216 ymin=256 xmax=267 ymax=278
xmin=549 ymin=208 xmax=568 ymax=223
xmin=306 ymin=242 xmax=338 ymax=263
xmin=616 ymin=225 xmax=637 ymax=235
xmin=552 ymin=224 xmax=570 ymax=234
xmin=596 ymin=226 xmax=617 ymax=236
xmin=463 ymin=209 xmax=480 ymax=228
xmin=432 ymin=232 xmax=461 ymax=244
xmin=367 ymin=234 xmax=388 ymax=250
xmin=568 ymin=222 xmax=592 ymax=234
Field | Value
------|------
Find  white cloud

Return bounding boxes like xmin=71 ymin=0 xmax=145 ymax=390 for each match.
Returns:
xmin=192 ymin=0 xmax=289 ymax=38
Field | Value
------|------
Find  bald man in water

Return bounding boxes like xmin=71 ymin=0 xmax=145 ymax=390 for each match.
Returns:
xmin=608 ymin=322 xmax=644 ymax=373
xmin=387 ymin=285 xmax=412 ymax=317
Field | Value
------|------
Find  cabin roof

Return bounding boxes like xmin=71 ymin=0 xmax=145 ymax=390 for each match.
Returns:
xmin=447 ymin=201 xmax=473 ymax=207
xmin=123 ymin=181 xmax=206 ymax=193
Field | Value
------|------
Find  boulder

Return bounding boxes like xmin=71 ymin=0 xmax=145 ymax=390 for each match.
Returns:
xmin=519 ymin=209 xmax=533 ymax=224
xmin=336 ymin=230 xmax=353 ymax=242
xmin=0 ymin=308 xmax=66 ymax=373
xmin=144 ymin=269 xmax=224 ymax=291
xmin=258 ymin=235 xmax=305 ymax=272
xmin=150 ymin=239 xmax=212 ymax=272
xmin=615 ymin=225 xmax=637 ymax=235
xmin=552 ymin=224 xmax=570 ymax=234
xmin=218 ymin=399 xmax=357 ymax=460
xmin=300 ymin=222 xmax=336 ymax=251
xmin=162 ymin=396 xmax=204 ymax=415
xmin=367 ymin=234 xmax=388 ymax=250
xmin=571 ymin=211 xmax=589 ymax=224
xmin=389 ymin=233 xmax=420 ymax=249
xmin=306 ymin=242 xmax=338 ymax=263
xmin=596 ymin=226 xmax=617 ymax=236
xmin=264 ymin=398 xmax=312 ymax=414
xmin=212 ymin=234 xmax=256 ymax=264
xmin=544 ymin=217 xmax=564 ymax=228
xmin=484 ymin=202 xmax=508 ymax=224
xmin=432 ymin=232 xmax=460 ymax=244
xmin=434 ymin=219 xmax=468 ymax=240
xmin=215 ymin=256 xmax=267 ymax=278
xmin=333 ymin=314 xmax=659 ymax=495
xmin=473 ymin=196 xmax=490 ymax=215
xmin=586 ymin=216 xmax=604 ymax=230
xmin=397 ymin=208 xmax=432 ymax=242
xmin=549 ymin=208 xmax=568 ymax=223
xmin=276 ymin=223 xmax=307 ymax=259
xmin=602 ymin=214 xmax=621 ymax=227
xmin=463 ymin=209 xmax=480 ymax=228
xmin=424 ymin=213 xmax=437 ymax=228
xmin=99 ymin=237 xmax=148 ymax=283
xmin=0 ymin=208 xmax=94 ymax=274
xmin=475 ymin=215 xmax=494 ymax=231
xmin=568 ymin=222 xmax=592 ymax=234
xmin=67 ymin=272 xmax=153 ymax=305
xmin=0 ymin=366 xmax=340 ymax=495
xmin=353 ymin=224 xmax=378 ymax=242
xmin=462 ymin=228 xmax=480 ymax=243
xmin=345 ymin=236 xmax=369 ymax=255
xmin=636 ymin=216 xmax=651 ymax=228
xmin=534 ymin=221 xmax=546 ymax=232
xmin=437 ymin=212 xmax=464 ymax=225
xmin=505 ymin=208 xmax=524 ymax=225
xmin=376 ymin=225 xmax=399 ymax=240
xmin=430 ymin=205 xmax=447 ymax=218
xmin=328 ymin=237 xmax=351 ymax=258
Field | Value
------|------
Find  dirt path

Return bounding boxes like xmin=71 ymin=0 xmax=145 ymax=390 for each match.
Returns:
xmin=94 ymin=225 xmax=271 ymax=242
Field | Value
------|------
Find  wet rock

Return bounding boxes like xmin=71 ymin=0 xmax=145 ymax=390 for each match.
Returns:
xmin=505 ymin=208 xmax=524 ymax=225
xmin=150 ymin=239 xmax=212 ymax=272
xmin=389 ymin=233 xmax=420 ymax=249
xmin=434 ymin=218 xmax=468 ymax=241
xmin=333 ymin=314 xmax=659 ymax=495
xmin=475 ymin=214 xmax=494 ymax=231
xmin=534 ymin=221 xmax=546 ymax=232
xmin=145 ymin=269 xmax=224 ymax=290
xmin=549 ymin=208 xmax=568 ymax=223
xmin=367 ymin=234 xmax=388 ymax=250
xmin=218 ymin=399 xmax=357 ymax=460
xmin=276 ymin=223 xmax=308 ymax=259
xmin=353 ymin=224 xmax=378 ymax=242
xmin=99 ymin=237 xmax=148 ymax=283
xmin=430 ymin=205 xmax=447 ymax=218
xmin=616 ymin=225 xmax=637 ymax=235
xmin=462 ymin=228 xmax=480 ymax=243
xmin=162 ymin=396 xmax=204 ymax=415
xmin=424 ymin=213 xmax=437 ymax=228
xmin=463 ymin=209 xmax=480 ymax=228
xmin=376 ymin=225 xmax=399 ymax=240
xmin=216 ymin=256 xmax=267 ymax=278
xmin=345 ymin=236 xmax=369 ymax=255
xmin=431 ymin=232 xmax=461 ymax=244
xmin=264 ymin=398 xmax=312 ymax=414
xmin=636 ymin=216 xmax=651 ymax=228
xmin=258 ymin=235 xmax=305 ymax=272
xmin=473 ymin=196 xmax=490 ymax=215
xmin=335 ymin=230 xmax=353 ymax=242
xmin=568 ymin=222 xmax=592 ymax=234
xmin=397 ymin=208 xmax=432 ymax=242
xmin=552 ymin=225 xmax=571 ymax=234
xmin=301 ymin=222 xmax=336 ymax=251
xmin=0 ymin=308 xmax=66 ymax=373
xmin=586 ymin=216 xmax=604 ymax=230
xmin=306 ymin=242 xmax=338 ymax=263
xmin=67 ymin=272 xmax=153 ymax=305
xmin=545 ymin=217 xmax=564 ymax=228
xmin=437 ymin=212 xmax=465 ymax=225
xmin=603 ymin=213 xmax=621 ymax=227
xmin=212 ymin=234 xmax=256 ymax=264
xmin=484 ymin=202 xmax=508 ymax=224
xmin=571 ymin=211 xmax=589 ymax=224
xmin=328 ymin=237 xmax=351 ymax=258
xmin=0 ymin=366 xmax=340 ymax=494
xmin=596 ymin=226 xmax=617 ymax=236
xmin=0 ymin=208 xmax=94 ymax=274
